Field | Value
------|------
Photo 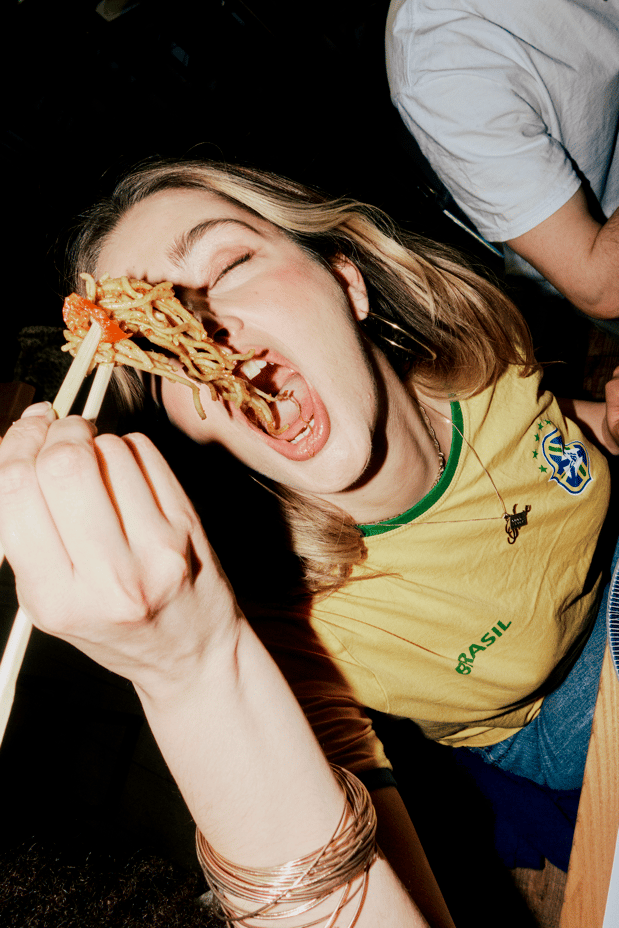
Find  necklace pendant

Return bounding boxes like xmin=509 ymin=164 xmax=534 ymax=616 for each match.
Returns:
xmin=504 ymin=504 xmax=531 ymax=544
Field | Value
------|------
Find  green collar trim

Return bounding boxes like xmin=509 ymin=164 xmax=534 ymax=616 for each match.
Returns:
xmin=359 ymin=402 xmax=463 ymax=537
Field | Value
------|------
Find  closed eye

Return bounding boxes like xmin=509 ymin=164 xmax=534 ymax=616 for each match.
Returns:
xmin=213 ymin=251 xmax=253 ymax=285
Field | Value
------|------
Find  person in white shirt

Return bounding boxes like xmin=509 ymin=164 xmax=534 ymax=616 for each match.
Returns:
xmin=386 ymin=0 xmax=619 ymax=322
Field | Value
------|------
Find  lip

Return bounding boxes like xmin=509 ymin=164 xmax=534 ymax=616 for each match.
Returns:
xmin=228 ymin=346 xmax=331 ymax=461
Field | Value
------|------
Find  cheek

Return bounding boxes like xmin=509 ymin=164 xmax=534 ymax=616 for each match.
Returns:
xmin=160 ymin=379 xmax=220 ymax=444
xmin=267 ymin=259 xmax=344 ymax=319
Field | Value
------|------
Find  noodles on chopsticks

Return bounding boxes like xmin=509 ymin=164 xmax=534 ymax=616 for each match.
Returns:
xmin=62 ymin=273 xmax=278 ymax=430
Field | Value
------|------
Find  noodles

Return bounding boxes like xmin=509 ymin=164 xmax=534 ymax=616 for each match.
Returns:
xmin=62 ymin=273 xmax=278 ymax=429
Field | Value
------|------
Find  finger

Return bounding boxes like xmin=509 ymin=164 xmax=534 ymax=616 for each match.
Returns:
xmin=605 ymin=373 xmax=619 ymax=410
xmin=92 ymin=431 xmax=191 ymax=561
xmin=114 ymin=434 xmax=240 ymax=649
xmin=604 ymin=376 xmax=619 ymax=450
xmin=120 ymin=433 xmax=202 ymax=538
xmin=19 ymin=401 xmax=55 ymax=420
xmin=104 ymin=432 xmax=217 ymax=572
xmin=32 ymin=418 xmax=134 ymax=599
xmin=0 ymin=408 xmax=51 ymax=556
xmin=117 ymin=433 xmax=229 ymax=589
xmin=0 ymin=411 xmax=71 ymax=587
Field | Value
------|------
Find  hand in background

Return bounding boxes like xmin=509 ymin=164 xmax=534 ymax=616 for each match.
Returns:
xmin=603 ymin=366 xmax=619 ymax=455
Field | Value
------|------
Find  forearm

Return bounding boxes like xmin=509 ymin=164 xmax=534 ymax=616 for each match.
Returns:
xmin=0 ymin=411 xmax=430 ymax=925
xmin=507 ymin=189 xmax=619 ymax=319
xmin=585 ymin=206 xmax=619 ymax=318
xmin=137 ymin=619 xmax=344 ymax=864
xmin=137 ymin=621 xmax=427 ymax=926
xmin=372 ymin=787 xmax=456 ymax=928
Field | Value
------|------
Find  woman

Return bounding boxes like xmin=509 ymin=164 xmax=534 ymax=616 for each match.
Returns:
xmin=1 ymin=160 xmax=617 ymax=926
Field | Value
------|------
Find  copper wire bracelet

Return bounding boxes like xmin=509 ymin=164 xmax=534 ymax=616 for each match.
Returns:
xmin=195 ymin=765 xmax=378 ymax=927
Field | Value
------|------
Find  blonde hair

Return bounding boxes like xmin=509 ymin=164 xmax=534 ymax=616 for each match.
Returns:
xmin=68 ymin=159 xmax=536 ymax=596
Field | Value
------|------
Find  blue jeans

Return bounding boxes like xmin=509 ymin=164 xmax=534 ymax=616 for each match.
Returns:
xmin=460 ymin=538 xmax=618 ymax=791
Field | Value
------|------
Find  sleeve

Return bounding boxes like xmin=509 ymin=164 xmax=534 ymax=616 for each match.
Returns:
xmin=386 ymin=6 xmax=581 ymax=241
xmin=251 ymin=610 xmax=394 ymax=780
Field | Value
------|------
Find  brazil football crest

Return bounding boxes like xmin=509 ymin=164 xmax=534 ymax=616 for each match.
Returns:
xmin=541 ymin=428 xmax=592 ymax=494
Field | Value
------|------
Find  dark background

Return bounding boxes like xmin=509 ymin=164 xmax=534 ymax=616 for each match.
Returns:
xmin=1 ymin=2 xmax=613 ymax=924
xmin=4 ymin=0 xmax=492 ymax=392
xmin=3 ymin=0 xmax=492 ymax=862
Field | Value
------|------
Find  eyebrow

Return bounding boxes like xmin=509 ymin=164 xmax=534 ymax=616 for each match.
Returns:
xmin=166 ymin=218 xmax=261 ymax=268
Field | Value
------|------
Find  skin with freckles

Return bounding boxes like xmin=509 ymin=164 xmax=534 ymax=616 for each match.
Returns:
xmin=97 ymin=189 xmax=452 ymax=524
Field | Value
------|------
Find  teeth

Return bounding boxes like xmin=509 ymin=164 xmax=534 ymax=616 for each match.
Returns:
xmin=289 ymin=417 xmax=314 ymax=444
xmin=240 ymin=359 xmax=267 ymax=380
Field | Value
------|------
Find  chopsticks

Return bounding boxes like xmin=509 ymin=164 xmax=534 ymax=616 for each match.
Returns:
xmin=0 ymin=322 xmax=114 ymax=745
xmin=51 ymin=322 xmax=111 ymax=419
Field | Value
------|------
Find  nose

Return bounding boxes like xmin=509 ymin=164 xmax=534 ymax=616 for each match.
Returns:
xmin=180 ymin=288 xmax=246 ymax=346
xmin=192 ymin=308 xmax=245 ymax=349
xmin=206 ymin=314 xmax=245 ymax=349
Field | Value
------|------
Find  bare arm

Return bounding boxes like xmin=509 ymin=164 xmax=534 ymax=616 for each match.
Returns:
xmin=0 ymin=407 xmax=434 ymax=927
xmin=142 ymin=620 xmax=431 ymax=927
xmin=507 ymin=187 xmax=619 ymax=319
xmin=371 ymin=787 xmax=456 ymax=928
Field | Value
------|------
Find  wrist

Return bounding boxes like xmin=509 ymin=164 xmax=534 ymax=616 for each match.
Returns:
xmin=134 ymin=607 xmax=245 ymax=713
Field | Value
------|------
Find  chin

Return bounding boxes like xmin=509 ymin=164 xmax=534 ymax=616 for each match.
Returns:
xmin=273 ymin=438 xmax=374 ymax=499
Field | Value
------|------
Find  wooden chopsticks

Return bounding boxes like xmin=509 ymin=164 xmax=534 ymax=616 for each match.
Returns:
xmin=51 ymin=322 xmax=111 ymax=419
xmin=0 ymin=322 xmax=114 ymax=745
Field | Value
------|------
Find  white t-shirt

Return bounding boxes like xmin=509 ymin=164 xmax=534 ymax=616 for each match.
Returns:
xmin=386 ymin=0 xmax=619 ymax=283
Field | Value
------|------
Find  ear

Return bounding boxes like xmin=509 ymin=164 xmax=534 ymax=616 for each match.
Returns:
xmin=332 ymin=257 xmax=370 ymax=321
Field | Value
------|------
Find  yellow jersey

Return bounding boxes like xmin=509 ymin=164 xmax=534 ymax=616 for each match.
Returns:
xmin=255 ymin=364 xmax=611 ymax=773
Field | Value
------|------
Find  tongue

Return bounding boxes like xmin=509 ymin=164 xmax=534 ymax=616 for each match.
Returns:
xmin=272 ymin=372 xmax=312 ymax=438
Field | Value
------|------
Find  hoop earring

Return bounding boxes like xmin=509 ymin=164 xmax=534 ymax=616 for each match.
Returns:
xmin=363 ymin=311 xmax=437 ymax=362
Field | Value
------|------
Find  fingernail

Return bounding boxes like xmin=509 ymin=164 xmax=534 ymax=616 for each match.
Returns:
xmin=21 ymin=400 xmax=56 ymax=422
xmin=21 ymin=401 xmax=53 ymax=418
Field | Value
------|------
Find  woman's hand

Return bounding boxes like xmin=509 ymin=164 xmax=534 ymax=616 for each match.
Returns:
xmin=0 ymin=404 xmax=242 ymax=697
xmin=0 ymin=405 xmax=440 ymax=927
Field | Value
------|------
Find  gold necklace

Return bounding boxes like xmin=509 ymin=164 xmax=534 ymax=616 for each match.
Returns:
xmin=417 ymin=401 xmax=446 ymax=489
xmin=424 ymin=403 xmax=531 ymax=545
xmin=362 ymin=401 xmax=531 ymax=544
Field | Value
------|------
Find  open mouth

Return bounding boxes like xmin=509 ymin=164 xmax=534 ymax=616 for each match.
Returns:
xmin=232 ymin=349 xmax=330 ymax=460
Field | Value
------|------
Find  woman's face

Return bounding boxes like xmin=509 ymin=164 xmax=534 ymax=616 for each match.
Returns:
xmin=97 ymin=188 xmax=382 ymax=497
